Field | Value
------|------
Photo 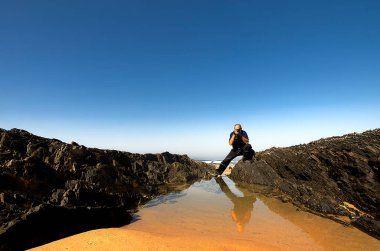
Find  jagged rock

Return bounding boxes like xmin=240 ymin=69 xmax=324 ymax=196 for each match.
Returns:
xmin=0 ymin=128 xmax=215 ymax=250
xmin=231 ymin=129 xmax=380 ymax=239
xmin=352 ymin=216 xmax=380 ymax=240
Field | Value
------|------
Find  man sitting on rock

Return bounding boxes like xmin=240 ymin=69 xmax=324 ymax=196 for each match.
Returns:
xmin=216 ymin=124 xmax=255 ymax=176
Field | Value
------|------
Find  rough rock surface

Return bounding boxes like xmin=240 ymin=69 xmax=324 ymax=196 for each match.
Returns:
xmin=0 ymin=128 xmax=215 ymax=250
xmin=231 ymin=129 xmax=380 ymax=239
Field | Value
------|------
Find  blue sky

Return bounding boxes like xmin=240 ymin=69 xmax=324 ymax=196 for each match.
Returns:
xmin=1 ymin=1 xmax=379 ymax=159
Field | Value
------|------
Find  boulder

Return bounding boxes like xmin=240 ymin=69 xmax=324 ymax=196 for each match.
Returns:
xmin=231 ymin=129 xmax=380 ymax=239
xmin=0 ymin=128 xmax=215 ymax=250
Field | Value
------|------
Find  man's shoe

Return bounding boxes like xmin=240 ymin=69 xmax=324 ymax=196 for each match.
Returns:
xmin=214 ymin=170 xmax=222 ymax=177
xmin=207 ymin=169 xmax=220 ymax=177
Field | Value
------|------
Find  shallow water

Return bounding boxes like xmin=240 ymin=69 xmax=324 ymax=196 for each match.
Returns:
xmin=123 ymin=177 xmax=380 ymax=250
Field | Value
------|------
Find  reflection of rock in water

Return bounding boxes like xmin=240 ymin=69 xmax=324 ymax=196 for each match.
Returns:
xmin=215 ymin=177 xmax=256 ymax=232
xmin=191 ymin=178 xmax=227 ymax=194
xmin=143 ymin=191 xmax=188 ymax=208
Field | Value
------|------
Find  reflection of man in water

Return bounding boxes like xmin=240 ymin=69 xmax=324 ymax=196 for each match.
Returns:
xmin=215 ymin=177 xmax=256 ymax=233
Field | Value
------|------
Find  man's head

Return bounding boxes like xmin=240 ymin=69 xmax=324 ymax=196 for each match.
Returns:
xmin=234 ymin=124 xmax=242 ymax=132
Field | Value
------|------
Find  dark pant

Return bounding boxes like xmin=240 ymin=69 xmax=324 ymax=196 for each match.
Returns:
xmin=216 ymin=144 xmax=255 ymax=175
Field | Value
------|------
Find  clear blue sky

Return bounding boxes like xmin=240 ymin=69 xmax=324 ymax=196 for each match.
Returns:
xmin=1 ymin=1 xmax=379 ymax=159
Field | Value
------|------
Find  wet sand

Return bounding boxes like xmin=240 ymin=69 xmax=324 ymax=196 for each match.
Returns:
xmin=30 ymin=176 xmax=380 ymax=250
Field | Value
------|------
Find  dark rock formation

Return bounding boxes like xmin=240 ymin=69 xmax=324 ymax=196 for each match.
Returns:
xmin=0 ymin=128 xmax=215 ymax=250
xmin=230 ymin=129 xmax=380 ymax=239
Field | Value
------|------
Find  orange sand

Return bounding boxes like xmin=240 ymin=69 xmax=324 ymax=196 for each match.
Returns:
xmin=29 ymin=228 xmax=279 ymax=251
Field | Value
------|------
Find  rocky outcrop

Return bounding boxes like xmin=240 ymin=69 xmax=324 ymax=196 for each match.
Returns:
xmin=231 ymin=129 xmax=380 ymax=239
xmin=0 ymin=128 xmax=215 ymax=250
